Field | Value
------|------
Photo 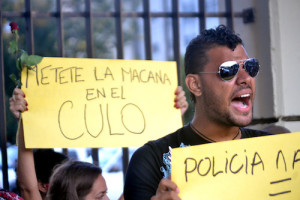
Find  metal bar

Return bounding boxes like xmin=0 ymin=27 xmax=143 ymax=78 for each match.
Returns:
xmin=143 ymin=0 xmax=152 ymax=60
xmin=91 ymin=148 xmax=99 ymax=166
xmin=281 ymin=116 xmax=300 ymax=121
xmin=25 ymin=0 xmax=34 ymax=54
xmin=251 ymin=118 xmax=279 ymax=125
xmin=0 ymin=9 xmax=9 ymax=190
xmin=114 ymin=0 xmax=129 ymax=181
xmin=115 ymin=0 xmax=124 ymax=59
xmin=62 ymin=149 xmax=69 ymax=156
xmin=85 ymin=0 xmax=94 ymax=58
xmin=56 ymin=0 xmax=65 ymax=57
xmin=199 ymin=0 xmax=206 ymax=31
xmin=122 ymin=148 xmax=129 ymax=181
xmin=0 ymin=11 xmax=247 ymax=20
xmin=252 ymin=116 xmax=300 ymax=124
xmin=56 ymin=0 xmax=69 ymax=156
xmin=171 ymin=0 xmax=181 ymax=85
xmin=161 ymin=1 xmax=170 ymax=62
xmin=225 ymin=0 xmax=234 ymax=30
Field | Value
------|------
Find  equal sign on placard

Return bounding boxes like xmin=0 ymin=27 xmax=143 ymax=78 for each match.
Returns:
xmin=269 ymin=177 xmax=292 ymax=197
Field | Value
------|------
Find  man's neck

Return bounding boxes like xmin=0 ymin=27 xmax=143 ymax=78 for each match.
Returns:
xmin=191 ymin=117 xmax=241 ymax=142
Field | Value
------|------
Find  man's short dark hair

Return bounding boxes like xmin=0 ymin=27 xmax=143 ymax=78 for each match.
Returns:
xmin=34 ymin=149 xmax=68 ymax=184
xmin=184 ymin=25 xmax=243 ymax=102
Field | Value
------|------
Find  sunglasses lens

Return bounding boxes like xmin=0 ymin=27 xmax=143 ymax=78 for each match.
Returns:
xmin=219 ymin=61 xmax=239 ymax=81
xmin=244 ymin=58 xmax=259 ymax=77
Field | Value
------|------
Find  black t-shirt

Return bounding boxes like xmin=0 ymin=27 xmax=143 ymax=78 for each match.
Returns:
xmin=124 ymin=124 xmax=272 ymax=200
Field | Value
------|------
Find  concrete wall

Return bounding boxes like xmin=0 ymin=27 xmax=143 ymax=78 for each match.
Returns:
xmin=269 ymin=0 xmax=300 ymax=132
xmin=232 ymin=0 xmax=300 ymax=132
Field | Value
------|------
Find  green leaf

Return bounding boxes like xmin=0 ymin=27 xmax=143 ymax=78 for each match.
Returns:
xmin=16 ymin=58 xmax=22 ymax=71
xmin=16 ymin=80 xmax=22 ymax=88
xmin=9 ymin=74 xmax=18 ymax=86
xmin=9 ymin=73 xmax=22 ymax=88
xmin=25 ymin=55 xmax=43 ymax=67
xmin=9 ymin=73 xmax=17 ymax=82
xmin=20 ymin=51 xmax=29 ymax=68
xmin=8 ymin=40 xmax=18 ymax=54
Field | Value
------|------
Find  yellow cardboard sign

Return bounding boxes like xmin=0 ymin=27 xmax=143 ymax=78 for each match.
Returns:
xmin=171 ymin=132 xmax=300 ymax=199
xmin=21 ymin=57 xmax=182 ymax=148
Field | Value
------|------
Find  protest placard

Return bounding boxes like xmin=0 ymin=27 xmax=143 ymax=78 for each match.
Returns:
xmin=171 ymin=132 xmax=300 ymax=199
xmin=21 ymin=57 xmax=182 ymax=148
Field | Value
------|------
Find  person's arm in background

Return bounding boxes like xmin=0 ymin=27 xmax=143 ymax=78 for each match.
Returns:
xmin=174 ymin=86 xmax=188 ymax=116
xmin=10 ymin=88 xmax=42 ymax=200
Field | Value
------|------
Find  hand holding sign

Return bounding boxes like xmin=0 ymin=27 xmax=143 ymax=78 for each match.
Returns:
xmin=174 ymin=86 xmax=188 ymax=116
xmin=9 ymin=88 xmax=27 ymax=119
xmin=151 ymin=179 xmax=181 ymax=200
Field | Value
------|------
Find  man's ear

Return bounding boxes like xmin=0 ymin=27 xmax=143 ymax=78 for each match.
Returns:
xmin=185 ymin=74 xmax=202 ymax=97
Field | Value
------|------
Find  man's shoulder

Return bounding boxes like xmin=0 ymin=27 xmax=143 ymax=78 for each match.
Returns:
xmin=131 ymin=126 xmax=187 ymax=161
xmin=241 ymin=128 xmax=273 ymax=138
xmin=148 ymin=128 xmax=182 ymax=146
xmin=138 ymin=127 xmax=184 ymax=153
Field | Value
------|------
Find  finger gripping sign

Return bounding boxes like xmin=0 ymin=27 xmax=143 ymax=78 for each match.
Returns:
xmin=171 ymin=132 xmax=300 ymax=200
xmin=21 ymin=57 xmax=182 ymax=148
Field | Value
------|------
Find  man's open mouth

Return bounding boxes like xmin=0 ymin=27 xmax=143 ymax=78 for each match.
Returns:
xmin=232 ymin=94 xmax=250 ymax=108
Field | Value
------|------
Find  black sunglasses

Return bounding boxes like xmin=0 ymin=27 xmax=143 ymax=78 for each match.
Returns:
xmin=198 ymin=58 xmax=260 ymax=81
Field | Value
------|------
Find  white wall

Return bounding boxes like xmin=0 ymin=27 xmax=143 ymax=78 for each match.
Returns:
xmin=233 ymin=0 xmax=300 ymax=132
xmin=269 ymin=0 xmax=300 ymax=131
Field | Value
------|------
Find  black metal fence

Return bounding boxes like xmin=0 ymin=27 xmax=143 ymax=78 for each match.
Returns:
xmin=0 ymin=0 xmax=253 ymax=190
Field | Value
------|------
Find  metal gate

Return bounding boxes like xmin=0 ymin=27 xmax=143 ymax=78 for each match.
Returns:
xmin=0 ymin=0 xmax=253 ymax=190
